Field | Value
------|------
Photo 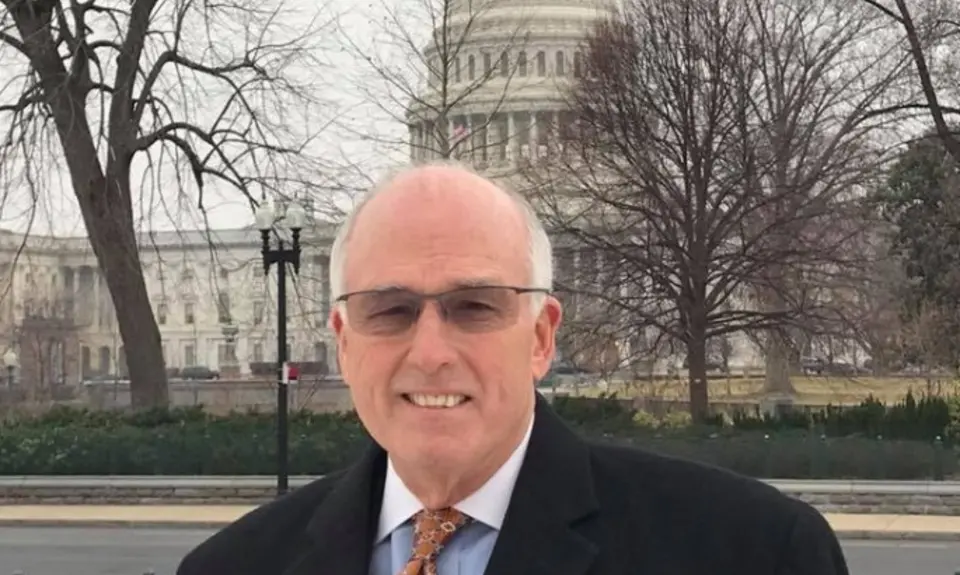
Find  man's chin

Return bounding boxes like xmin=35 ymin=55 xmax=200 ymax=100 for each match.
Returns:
xmin=401 ymin=435 xmax=474 ymax=466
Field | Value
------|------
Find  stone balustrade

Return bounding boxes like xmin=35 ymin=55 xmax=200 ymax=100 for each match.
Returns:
xmin=2 ymin=477 xmax=959 ymax=515
xmin=81 ymin=379 xmax=353 ymax=413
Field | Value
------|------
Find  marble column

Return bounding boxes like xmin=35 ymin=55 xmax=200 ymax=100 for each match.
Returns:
xmin=466 ymin=114 xmax=475 ymax=161
xmin=530 ymin=113 xmax=537 ymax=159
xmin=409 ymin=125 xmax=417 ymax=162
xmin=507 ymin=112 xmax=516 ymax=162
xmin=447 ymin=118 xmax=454 ymax=157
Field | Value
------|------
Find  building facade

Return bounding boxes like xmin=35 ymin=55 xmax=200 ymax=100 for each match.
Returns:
xmin=0 ymin=223 xmax=339 ymax=389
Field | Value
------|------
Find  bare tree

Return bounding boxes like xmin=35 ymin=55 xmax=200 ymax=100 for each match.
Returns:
xmin=340 ymin=0 xmax=531 ymax=168
xmin=861 ymin=0 xmax=960 ymax=162
xmin=0 ymin=0 xmax=339 ymax=407
xmin=733 ymin=0 xmax=913 ymax=394
xmin=526 ymin=0 xmax=910 ymax=420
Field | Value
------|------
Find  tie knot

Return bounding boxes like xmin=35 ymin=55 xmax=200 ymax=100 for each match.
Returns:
xmin=410 ymin=508 xmax=471 ymax=561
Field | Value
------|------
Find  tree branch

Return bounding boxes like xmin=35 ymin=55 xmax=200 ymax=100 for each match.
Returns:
xmin=0 ymin=84 xmax=44 ymax=114
xmin=0 ymin=29 xmax=26 ymax=54
xmin=860 ymin=0 xmax=904 ymax=23
xmin=107 ymin=0 xmax=160 ymax=152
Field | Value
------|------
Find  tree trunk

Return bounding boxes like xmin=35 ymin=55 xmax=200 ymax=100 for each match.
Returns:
xmin=763 ymin=329 xmax=796 ymax=395
xmin=80 ymin=176 xmax=169 ymax=408
xmin=758 ymin=279 xmax=796 ymax=395
xmin=686 ymin=331 xmax=710 ymax=423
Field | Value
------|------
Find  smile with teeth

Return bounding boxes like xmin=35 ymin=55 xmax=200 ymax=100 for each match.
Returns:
xmin=404 ymin=393 xmax=469 ymax=408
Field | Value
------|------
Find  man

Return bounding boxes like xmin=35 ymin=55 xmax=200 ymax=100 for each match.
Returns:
xmin=177 ymin=161 xmax=849 ymax=575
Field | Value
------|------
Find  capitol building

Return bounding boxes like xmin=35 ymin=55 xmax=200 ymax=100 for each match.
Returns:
xmin=0 ymin=223 xmax=339 ymax=389
xmin=0 ymin=0 xmax=766 ymax=391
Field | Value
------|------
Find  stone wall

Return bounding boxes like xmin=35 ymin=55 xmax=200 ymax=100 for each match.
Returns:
xmin=2 ymin=477 xmax=959 ymax=515
xmin=81 ymin=380 xmax=354 ymax=413
xmin=769 ymin=480 xmax=960 ymax=516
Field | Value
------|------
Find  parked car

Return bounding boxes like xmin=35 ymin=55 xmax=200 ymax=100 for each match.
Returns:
xmin=177 ymin=366 xmax=220 ymax=380
xmin=800 ymin=356 xmax=825 ymax=375
xmin=81 ymin=373 xmax=129 ymax=386
xmin=681 ymin=357 xmax=728 ymax=372
xmin=824 ymin=361 xmax=858 ymax=376
xmin=550 ymin=359 xmax=586 ymax=375
xmin=538 ymin=360 xmax=589 ymax=388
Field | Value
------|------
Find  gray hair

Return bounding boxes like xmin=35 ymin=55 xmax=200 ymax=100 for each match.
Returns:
xmin=328 ymin=159 xmax=553 ymax=315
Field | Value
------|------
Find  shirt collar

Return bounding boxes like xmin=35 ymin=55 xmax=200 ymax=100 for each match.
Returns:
xmin=375 ymin=411 xmax=535 ymax=542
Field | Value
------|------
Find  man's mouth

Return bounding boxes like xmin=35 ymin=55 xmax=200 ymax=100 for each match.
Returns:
xmin=402 ymin=393 xmax=470 ymax=408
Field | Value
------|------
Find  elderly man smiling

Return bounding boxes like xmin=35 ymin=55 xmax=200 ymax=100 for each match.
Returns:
xmin=177 ymin=161 xmax=849 ymax=575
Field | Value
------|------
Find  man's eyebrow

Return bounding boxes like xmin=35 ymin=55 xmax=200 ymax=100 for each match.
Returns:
xmin=358 ymin=278 xmax=506 ymax=293
xmin=364 ymin=283 xmax=407 ymax=292
xmin=451 ymin=277 xmax=503 ymax=288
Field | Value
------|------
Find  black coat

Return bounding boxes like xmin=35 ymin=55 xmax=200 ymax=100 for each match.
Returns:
xmin=177 ymin=395 xmax=849 ymax=575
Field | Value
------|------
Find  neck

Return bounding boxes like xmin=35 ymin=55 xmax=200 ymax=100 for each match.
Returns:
xmin=392 ymin=408 xmax=533 ymax=510
xmin=395 ymin=463 xmax=488 ymax=510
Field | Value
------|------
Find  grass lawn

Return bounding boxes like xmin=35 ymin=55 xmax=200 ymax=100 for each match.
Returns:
xmin=568 ymin=375 xmax=960 ymax=406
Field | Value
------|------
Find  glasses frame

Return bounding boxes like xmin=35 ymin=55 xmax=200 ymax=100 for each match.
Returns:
xmin=334 ymin=285 xmax=552 ymax=335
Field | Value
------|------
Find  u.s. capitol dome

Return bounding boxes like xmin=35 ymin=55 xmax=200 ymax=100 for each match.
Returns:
xmin=406 ymin=0 xmax=616 ymax=177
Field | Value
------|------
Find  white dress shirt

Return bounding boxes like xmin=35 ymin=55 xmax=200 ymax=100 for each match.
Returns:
xmin=369 ymin=413 xmax=535 ymax=574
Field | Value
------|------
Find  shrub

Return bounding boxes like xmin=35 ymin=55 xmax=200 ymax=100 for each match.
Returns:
xmin=0 ymin=407 xmax=369 ymax=475
xmin=725 ymin=391 xmax=958 ymax=443
xmin=0 ymin=392 xmax=957 ymax=479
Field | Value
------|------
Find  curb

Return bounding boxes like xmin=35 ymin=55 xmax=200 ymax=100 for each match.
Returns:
xmin=2 ymin=520 xmax=959 ymax=541
xmin=0 ymin=519 xmax=230 ymax=529
xmin=834 ymin=530 xmax=960 ymax=541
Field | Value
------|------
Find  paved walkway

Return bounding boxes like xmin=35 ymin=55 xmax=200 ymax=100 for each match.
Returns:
xmin=2 ymin=505 xmax=960 ymax=540
xmin=0 ymin=505 xmax=251 ymax=526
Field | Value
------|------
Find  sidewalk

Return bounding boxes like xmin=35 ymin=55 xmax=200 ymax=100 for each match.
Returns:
xmin=0 ymin=505 xmax=250 ymax=529
xmin=2 ymin=505 xmax=960 ymax=540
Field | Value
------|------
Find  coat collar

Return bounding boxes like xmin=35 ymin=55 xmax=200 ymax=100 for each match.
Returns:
xmin=283 ymin=394 xmax=601 ymax=575
xmin=481 ymin=394 xmax=600 ymax=575
xmin=282 ymin=442 xmax=386 ymax=575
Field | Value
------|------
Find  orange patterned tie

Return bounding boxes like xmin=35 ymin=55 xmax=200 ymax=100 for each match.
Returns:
xmin=399 ymin=508 xmax=471 ymax=575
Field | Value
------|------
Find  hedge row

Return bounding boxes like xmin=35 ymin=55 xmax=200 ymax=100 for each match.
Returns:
xmin=1 ymin=393 xmax=957 ymax=479
xmin=557 ymin=390 xmax=960 ymax=443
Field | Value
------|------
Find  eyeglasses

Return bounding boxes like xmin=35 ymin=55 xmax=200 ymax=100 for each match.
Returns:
xmin=336 ymin=285 xmax=550 ymax=336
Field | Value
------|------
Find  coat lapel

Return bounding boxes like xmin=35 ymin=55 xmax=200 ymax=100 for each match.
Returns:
xmin=283 ymin=442 xmax=387 ymax=575
xmin=482 ymin=395 xmax=601 ymax=575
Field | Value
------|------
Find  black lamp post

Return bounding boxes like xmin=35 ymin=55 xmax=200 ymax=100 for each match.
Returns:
xmin=254 ymin=197 xmax=307 ymax=496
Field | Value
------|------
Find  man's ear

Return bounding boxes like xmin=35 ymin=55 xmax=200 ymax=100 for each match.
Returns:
xmin=329 ymin=306 xmax=345 ymax=338
xmin=330 ymin=307 xmax=348 ymax=379
xmin=531 ymin=296 xmax=562 ymax=381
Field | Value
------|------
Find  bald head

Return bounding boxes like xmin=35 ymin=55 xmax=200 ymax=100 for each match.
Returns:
xmin=363 ymin=163 xmax=522 ymax=218
xmin=353 ymin=164 xmax=528 ymax=257
xmin=328 ymin=161 xmax=553 ymax=302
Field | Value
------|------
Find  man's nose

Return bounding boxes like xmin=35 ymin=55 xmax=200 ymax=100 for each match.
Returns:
xmin=404 ymin=302 xmax=457 ymax=373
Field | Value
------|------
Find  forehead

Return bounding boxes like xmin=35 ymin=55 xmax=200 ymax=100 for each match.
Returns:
xmin=345 ymin=170 xmax=528 ymax=291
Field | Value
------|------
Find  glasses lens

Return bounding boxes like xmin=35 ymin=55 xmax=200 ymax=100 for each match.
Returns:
xmin=439 ymin=287 xmax=521 ymax=333
xmin=348 ymin=290 xmax=421 ymax=336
